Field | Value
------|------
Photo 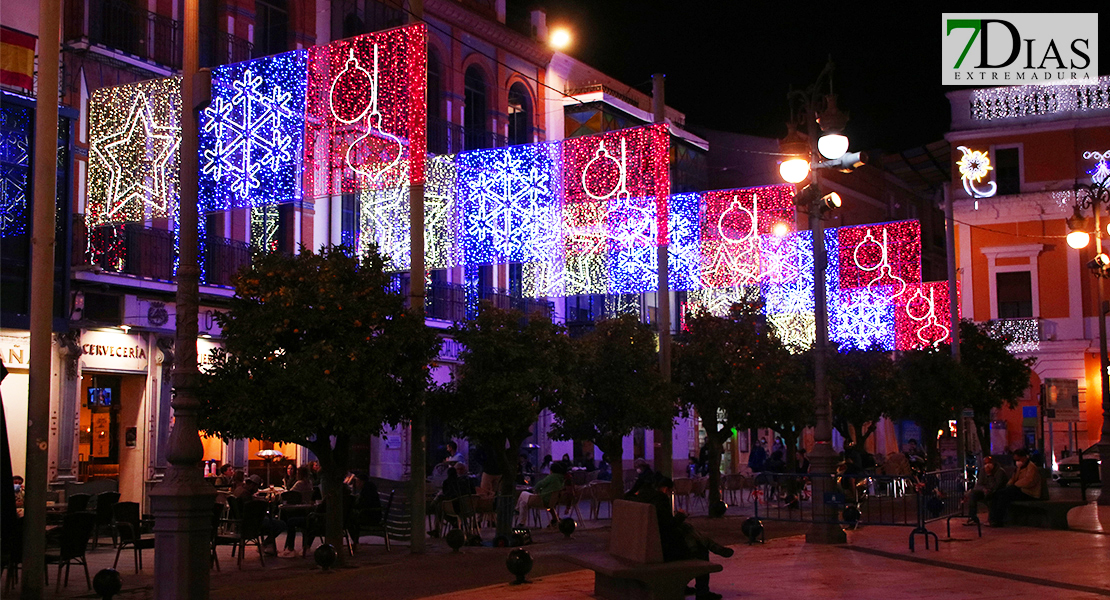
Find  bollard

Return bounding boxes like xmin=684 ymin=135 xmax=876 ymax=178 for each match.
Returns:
xmin=741 ymin=517 xmax=764 ymax=544
xmin=92 ymin=568 xmax=122 ymax=600
xmin=506 ymin=548 xmax=533 ymax=585
xmin=314 ymin=544 xmax=337 ymax=571
xmin=445 ymin=529 xmax=465 ymax=552
xmin=557 ymin=517 xmax=576 ymax=537
xmin=709 ymin=500 xmax=728 ymax=518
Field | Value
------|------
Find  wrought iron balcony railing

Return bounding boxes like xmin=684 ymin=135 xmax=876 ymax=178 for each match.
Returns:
xmin=65 ymin=0 xmax=182 ymax=69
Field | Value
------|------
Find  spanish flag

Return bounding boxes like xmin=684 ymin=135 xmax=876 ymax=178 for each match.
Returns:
xmin=1 ymin=26 xmax=36 ymax=91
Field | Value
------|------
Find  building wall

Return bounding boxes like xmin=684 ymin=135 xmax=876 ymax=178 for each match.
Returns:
xmin=947 ymin=78 xmax=1110 ymax=458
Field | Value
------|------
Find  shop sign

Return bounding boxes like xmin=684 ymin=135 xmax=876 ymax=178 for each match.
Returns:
xmin=81 ymin=330 xmax=149 ymax=373
xmin=0 ymin=334 xmax=31 ymax=370
xmin=197 ymin=338 xmax=223 ymax=373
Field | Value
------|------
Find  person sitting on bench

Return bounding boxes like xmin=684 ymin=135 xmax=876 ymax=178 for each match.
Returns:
xmin=632 ymin=475 xmax=734 ymax=600
xmin=964 ymin=457 xmax=1005 ymax=525
xmin=988 ymin=448 xmax=1043 ymax=527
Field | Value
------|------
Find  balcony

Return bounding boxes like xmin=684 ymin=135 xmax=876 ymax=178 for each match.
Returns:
xmin=427 ymin=116 xmax=510 ymax=155
xmin=73 ymin=219 xmax=251 ymax=287
xmin=204 ymin=236 xmax=251 ymax=287
xmin=78 ymin=222 xmax=176 ymax=281
xmin=388 ymin=273 xmax=553 ymax=323
xmin=987 ymin=317 xmax=1043 ymax=353
xmin=64 ymin=0 xmax=254 ymax=72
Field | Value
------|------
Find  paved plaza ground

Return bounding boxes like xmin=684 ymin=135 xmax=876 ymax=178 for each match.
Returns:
xmin=5 ymin=488 xmax=1107 ymax=599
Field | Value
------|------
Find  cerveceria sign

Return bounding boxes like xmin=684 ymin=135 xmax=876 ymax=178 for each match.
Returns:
xmin=942 ymin=14 xmax=1098 ymax=85
xmin=80 ymin=330 xmax=149 ymax=373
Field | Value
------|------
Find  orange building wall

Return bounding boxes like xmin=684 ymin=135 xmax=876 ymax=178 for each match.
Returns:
xmin=965 ymin=220 xmax=1069 ymax=321
xmin=952 ymin=125 xmax=1110 ymax=186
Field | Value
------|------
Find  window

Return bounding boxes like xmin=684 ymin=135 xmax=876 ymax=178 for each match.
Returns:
xmin=253 ymin=0 xmax=288 ymax=58
xmin=464 ymin=65 xmax=489 ymax=151
xmin=996 ymin=271 xmax=1033 ymax=318
xmin=477 ymin=264 xmax=493 ymax=291
xmin=427 ymin=51 xmax=448 ymax=154
xmin=508 ymin=262 xmax=523 ymax=297
xmin=995 ymin=147 xmax=1020 ymax=195
xmin=340 ymin=193 xmax=359 ymax=249
xmin=507 ymin=83 xmax=532 ymax=146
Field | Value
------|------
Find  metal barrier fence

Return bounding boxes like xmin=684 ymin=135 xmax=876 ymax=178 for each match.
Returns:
xmin=750 ymin=468 xmax=973 ymax=552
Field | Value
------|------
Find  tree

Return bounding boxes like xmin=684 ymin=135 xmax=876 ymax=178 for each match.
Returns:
xmin=550 ymin=314 xmax=674 ymax=500
xmin=827 ymin=346 xmax=902 ymax=447
xmin=430 ymin=304 xmax=572 ymax=537
xmin=957 ymin=320 xmax=1036 ymax=455
xmin=750 ymin=351 xmax=813 ymax=473
xmin=198 ymin=246 xmax=440 ymax=557
xmin=892 ymin=347 xmax=970 ymax=467
xmin=673 ymin=301 xmax=787 ymax=506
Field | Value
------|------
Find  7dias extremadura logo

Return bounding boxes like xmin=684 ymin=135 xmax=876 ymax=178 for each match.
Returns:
xmin=942 ymin=14 xmax=1097 ymax=85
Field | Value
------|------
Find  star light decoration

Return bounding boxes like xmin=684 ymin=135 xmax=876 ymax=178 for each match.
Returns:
xmin=305 ymin=24 xmax=426 ymax=199
xmin=87 ymin=76 xmax=182 ymax=227
xmin=199 ymin=50 xmax=306 ymax=211
xmin=956 ymin=146 xmax=997 ymax=198
xmin=0 ymin=103 xmax=32 ymax=237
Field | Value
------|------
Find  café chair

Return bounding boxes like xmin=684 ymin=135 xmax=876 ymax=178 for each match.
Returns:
xmin=212 ymin=499 xmax=269 ymax=569
xmin=91 ymin=491 xmax=120 ymax=548
xmin=112 ymin=502 xmax=155 ymax=573
xmin=45 ymin=512 xmax=96 ymax=592
xmin=65 ymin=493 xmax=91 ymax=514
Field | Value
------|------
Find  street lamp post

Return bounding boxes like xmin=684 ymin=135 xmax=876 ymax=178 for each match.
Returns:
xmin=780 ymin=59 xmax=866 ymax=544
xmin=1066 ymin=161 xmax=1110 ymax=504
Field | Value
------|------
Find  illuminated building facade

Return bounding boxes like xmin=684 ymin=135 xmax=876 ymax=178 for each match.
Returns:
xmin=947 ymin=77 xmax=1110 ymax=460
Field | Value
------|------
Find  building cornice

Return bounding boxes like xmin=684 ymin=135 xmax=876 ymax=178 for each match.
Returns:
xmin=953 ymin=190 xmax=1075 ymax=225
xmin=945 ymin=115 xmax=1110 ymax=143
xmin=426 ymin=0 xmax=553 ymax=67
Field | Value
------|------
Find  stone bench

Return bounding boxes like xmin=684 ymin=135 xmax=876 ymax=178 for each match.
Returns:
xmin=562 ymin=499 xmax=722 ymax=600
xmin=1009 ymin=500 xmax=1085 ymax=530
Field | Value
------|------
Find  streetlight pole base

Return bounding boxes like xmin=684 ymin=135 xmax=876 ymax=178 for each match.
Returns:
xmin=805 ymin=442 xmax=847 ymax=545
xmin=149 ymin=468 xmax=216 ymax=598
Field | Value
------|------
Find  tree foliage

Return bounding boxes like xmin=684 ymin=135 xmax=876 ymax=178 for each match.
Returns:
xmin=198 ymin=245 xmax=440 ymax=554
xmin=430 ymin=304 xmax=572 ymax=536
xmin=550 ymin=314 xmax=674 ymax=498
xmin=955 ymin=320 xmax=1036 ymax=454
xmin=750 ymin=351 xmax=813 ymax=472
xmin=674 ymin=301 xmax=793 ymax=505
xmin=827 ymin=345 xmax=902 ymax=446
xmin=892 ymin=347 xmax=969 ymax=466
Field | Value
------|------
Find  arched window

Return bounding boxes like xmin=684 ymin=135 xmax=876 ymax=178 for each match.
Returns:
xmin=507 ymin=82 xmax=532 ymax=146
xmin=464 ymin=65 xmax=489 ymax=150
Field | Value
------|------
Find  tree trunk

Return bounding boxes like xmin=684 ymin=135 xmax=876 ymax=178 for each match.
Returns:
xmin=310 ymin=434 xmax=349 ymax=565
xmin=706 ymin=431 xmax=724 ymax=506
xmin=606 ymin=440 xmax=624 ymax=502
xmin=495 ymin=438 xmax=523 ymax=538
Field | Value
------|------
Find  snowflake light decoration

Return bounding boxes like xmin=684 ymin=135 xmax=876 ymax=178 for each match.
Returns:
xmin=681 ymin=285 xmax=761 ymax=324
xmin=607 ymin=194 xmax=658 ymax=293
xmin=838 ymin=220 xmax=921 ymax=300
xmin=767 ymin=311 xmax=816 ymax=352
xmin=667 ymin=192 xmax=702 ymax=291
xmin=200 ymin=50 xmax=306 ymax=211
xmin=305 ymin=24 xmax=426 ymax=198
xmin=87 ymin=76 xmax=182 ymax=226
xmin=830 ymin=286 xmax=896 ymax=351
xmin=956 ymin=146 xmax=997 ymax=198
xmin=457 ymin=142 xmax=561 ymax=265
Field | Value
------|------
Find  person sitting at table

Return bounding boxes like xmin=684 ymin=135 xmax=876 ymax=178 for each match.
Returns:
xmin=282 ymin=464 xmax=297 ymax=490
xmin=229 ymin=470 xmax=250 ymax=499
xmin=514 ymin=462 xmax=567 ymax=528
xmin=287 ymin=466 xmax=314 ymax=504
xmin=278 ymin=467 xmax=316 ymax=558
xmin=13 ymin=475 xmax=24 ymax=517
xmin=345 ymin=471 xmax=381 ymax=550
xmin=443 ymin=441 xmax=465 ymax=466
xmin=213 ymin=464 xmax=236 ymax=488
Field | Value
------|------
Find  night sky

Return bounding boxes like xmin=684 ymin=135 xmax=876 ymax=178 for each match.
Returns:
xmin=519 ymin=1 xmax=1108 ymax=155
